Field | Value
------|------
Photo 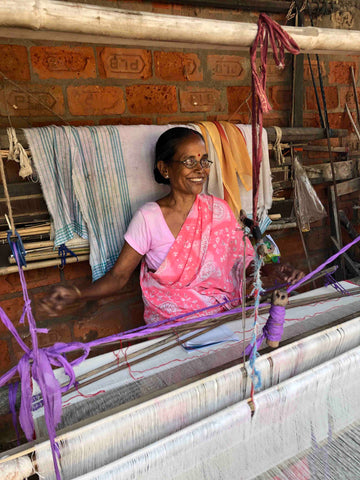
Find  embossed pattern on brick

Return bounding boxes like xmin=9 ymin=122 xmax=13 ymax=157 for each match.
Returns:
xmin=207 ymin=55 xmax=247 ymax=81
xmin=180 ymin=87 xmax=222 ymax=112
xmin=98 ymin=47 xmax=152 ymax=79
xmin=154 ymin=52 xmax=202 ymax=81
xmin=126 ymin=85 xmax=177 ymax=114
xmin=31 ymin=46 xmax=96 ymax=79
xmin=0 ymin=45 xmax=30 ymax=82
xmin=328 ymin=61 xmax=357 ymax=84
xmin=0 ymin=85 xmax=64 ymax=117
xmin=68 ymin=85 xmax=125 ymax=116
xmin=268 ymin=85 xmax=291 ymax=110
xmin=226 ymin=86 xmax=251 ymax=114
xmin=306 ymin=86 xmax=338 ymax=110
xmin=304 ymin=60 xmax=326 ymax=81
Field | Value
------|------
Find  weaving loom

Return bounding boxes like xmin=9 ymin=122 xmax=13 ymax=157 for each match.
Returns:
xmin=1 ymin=280 xmax=360 ymax=479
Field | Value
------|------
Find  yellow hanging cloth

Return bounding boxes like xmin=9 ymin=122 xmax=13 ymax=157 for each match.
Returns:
xmin=219 ymin=121 xmax=252 ymax=192
xmin=198 ymin=122 xmax=237 ymax=215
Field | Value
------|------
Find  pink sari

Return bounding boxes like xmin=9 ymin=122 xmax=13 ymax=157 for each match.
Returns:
xmin=140 ymin=194 xmax=254 ymax=324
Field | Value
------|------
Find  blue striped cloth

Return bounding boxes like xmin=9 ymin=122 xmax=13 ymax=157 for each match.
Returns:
xmin=25 ymin=125 xmax=133 ymax=280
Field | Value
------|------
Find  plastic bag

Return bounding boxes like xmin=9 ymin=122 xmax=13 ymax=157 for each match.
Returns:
xmin=293 ymin=157 xmax=327 ymax=232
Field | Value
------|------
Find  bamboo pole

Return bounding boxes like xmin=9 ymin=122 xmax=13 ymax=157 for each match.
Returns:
xmin=0 ymin=255 xmax=89 ymax=275
xmin=1 ymin=1 xmax=360 ymax=53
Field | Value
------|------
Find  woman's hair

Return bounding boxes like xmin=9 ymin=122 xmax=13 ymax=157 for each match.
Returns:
xmin=154 ymin=127 xmax=204 ymax=185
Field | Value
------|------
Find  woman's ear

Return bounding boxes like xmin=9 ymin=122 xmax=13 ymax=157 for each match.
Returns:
xmin=157 ymin=160 xmax=169 ymax=179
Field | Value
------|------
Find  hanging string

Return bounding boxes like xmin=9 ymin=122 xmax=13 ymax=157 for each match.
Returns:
xmin=250 ymin=13 xmax=300 ymax=223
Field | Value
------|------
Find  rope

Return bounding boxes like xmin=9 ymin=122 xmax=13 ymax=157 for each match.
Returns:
xmin=0 ymin=153 xmax=15 ymax=234
xmin=273 ymin=126 xmax=286 ymax=166
xmin=7 ymin=127 xmax=33 ymax=178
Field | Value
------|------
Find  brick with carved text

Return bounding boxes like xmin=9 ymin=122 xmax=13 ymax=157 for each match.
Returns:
xmin=207 ymin=55 xmax=247 ymax=81
xmin=98 ymin=47 xmax=152 ymax=79
xmin=67 ymin=85 xmax=125 ymax=116
xmin=154 ymin=52 xmax=202 ymax=81
xmin=126 ymin=85 xmax=177 ymax=114
xmin=268 ymin=85 xmax=291 ymax=110
xmin=0 ymin=85 xmax=64 ymax=117
xmin=180 ymin=87 xmax=222 ymax=112
xmin=31 ymin=46 xmax=96 ymax=79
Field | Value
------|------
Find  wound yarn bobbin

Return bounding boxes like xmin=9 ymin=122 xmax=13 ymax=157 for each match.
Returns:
xmin=264 ymin=289 xmax=288 ymax=348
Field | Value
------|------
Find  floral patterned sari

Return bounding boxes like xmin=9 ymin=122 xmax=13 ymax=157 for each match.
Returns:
xmin=140 ymin=194 xmax=254 ymax=324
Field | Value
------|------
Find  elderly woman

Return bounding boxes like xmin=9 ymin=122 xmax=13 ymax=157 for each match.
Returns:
xmin=41 ymin=127 xmax=302 ymax=323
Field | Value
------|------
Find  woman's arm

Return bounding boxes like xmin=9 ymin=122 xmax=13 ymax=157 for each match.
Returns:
xmin=39 ymin=242 xmax=143 ymax=316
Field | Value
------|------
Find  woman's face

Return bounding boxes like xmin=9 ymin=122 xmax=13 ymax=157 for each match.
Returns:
xmin=160 ymin=135 xmax=210 ymax=197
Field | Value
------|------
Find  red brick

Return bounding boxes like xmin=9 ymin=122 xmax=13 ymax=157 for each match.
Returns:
xmin=305 ymin=86 xmax=338 ymax=111
xmin=304 ymin=59 xmax=326 ymax=81
xmin=30 ymin=46 xmax=96 ymax=80
xmin=303 ymin=113 xmax=322 ymax=128
xmin=226 ymin=86 xmax=251 ymax=115
xmin=126 ymin=85 xmax=177 ymax=114
xmin=0 ymin=45 xmax=30 ymax=82
xmin=180 ymin=87 xmax=222 ymax=113
xmin=268 ymin=85 xmax=291 ymax=110
xmin=73 ymin=308 xmax=126 ymax=342
xmin=266 ymin=56 xmax=291 ymax=82
xmin=0 ymin=340 xmax=10 ymax=374
xmin=263 ymin=111 xmax=289 ymax=127
xmin=98 ymin=47 xmax=152 ymax=79
xmin=12 ymin=322 xmax=73 ymax=361
xmin=207 ymin=55 xmax=247 ymax=81
xmin=328 ymin=111 xmax=353 ymax=130
xmin=339 ymin=86 xmax=360 ymax=110
xmin=99 ymin=116 xmax=153 ymax=125
xmin=154 ymin=52 xmax=202 ymax=81
xmin=62 ymin=261 xmax=92 ymax=281
xmin=328 ymin=61 xmax=357 ymax=85
xmin=0 ymin=296 xmax=31 ymax=332
xmin=156 ymin=114 xmax=204 ymax=125
xmin=0 ymin=268 xmax=61 ymax=296
xmin=0 ymin=84 xmax=64 ymax=117
xmin=67 ymin=85 xmax=125 ymax=116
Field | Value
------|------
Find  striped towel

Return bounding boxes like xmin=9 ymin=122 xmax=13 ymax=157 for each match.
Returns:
xmin=24 ymin=126 xmax=87 ymax=245
xmin=25 ymin=125 xmax=172 ymax=280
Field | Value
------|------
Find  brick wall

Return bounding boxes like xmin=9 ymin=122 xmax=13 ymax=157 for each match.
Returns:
xmin=0 ymin=3 xmax=359 ymax=444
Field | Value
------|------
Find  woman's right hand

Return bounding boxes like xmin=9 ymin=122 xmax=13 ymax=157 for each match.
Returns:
xmin=39 ymin=285 xmax=82 ymax=317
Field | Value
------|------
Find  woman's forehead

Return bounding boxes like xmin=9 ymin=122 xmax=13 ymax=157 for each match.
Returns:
xmin=175 ymin=136 xmax=207 ymax=157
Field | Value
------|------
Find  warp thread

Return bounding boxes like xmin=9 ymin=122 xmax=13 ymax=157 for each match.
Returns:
xmin=0 ymin=456 xmax=33 ymax=480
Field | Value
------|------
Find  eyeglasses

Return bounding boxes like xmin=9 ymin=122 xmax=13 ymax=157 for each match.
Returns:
xmin=174 ymin=157 xmax=213 ymax=169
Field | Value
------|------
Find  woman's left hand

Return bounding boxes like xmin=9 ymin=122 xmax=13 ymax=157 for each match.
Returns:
xmin=262 ymin=262 xmax=305 ymax=286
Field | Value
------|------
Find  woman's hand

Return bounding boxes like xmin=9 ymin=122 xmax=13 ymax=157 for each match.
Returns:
xmin=39 ymin=285 xmax=82 ymax=317
xmin=261 ymin=262 xmax=305 ymax=287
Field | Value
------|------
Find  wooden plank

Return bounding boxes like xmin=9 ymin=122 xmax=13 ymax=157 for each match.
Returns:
xmin=333 ymin=178 xmax=360 ymax=196
xmin=0 ymin=182 xmax=42 ymax=197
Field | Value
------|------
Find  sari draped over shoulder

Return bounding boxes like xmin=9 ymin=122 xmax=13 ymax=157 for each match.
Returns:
xmin=140 ymin=194 xmax=254 ymax=324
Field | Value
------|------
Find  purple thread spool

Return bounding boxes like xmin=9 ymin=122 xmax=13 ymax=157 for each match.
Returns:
xmin=264 ymin=290 xmax=288 ymax=348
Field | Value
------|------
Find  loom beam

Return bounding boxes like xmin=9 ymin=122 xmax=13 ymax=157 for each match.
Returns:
xmin=0 ymin=0 xmax=360 ymax=54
